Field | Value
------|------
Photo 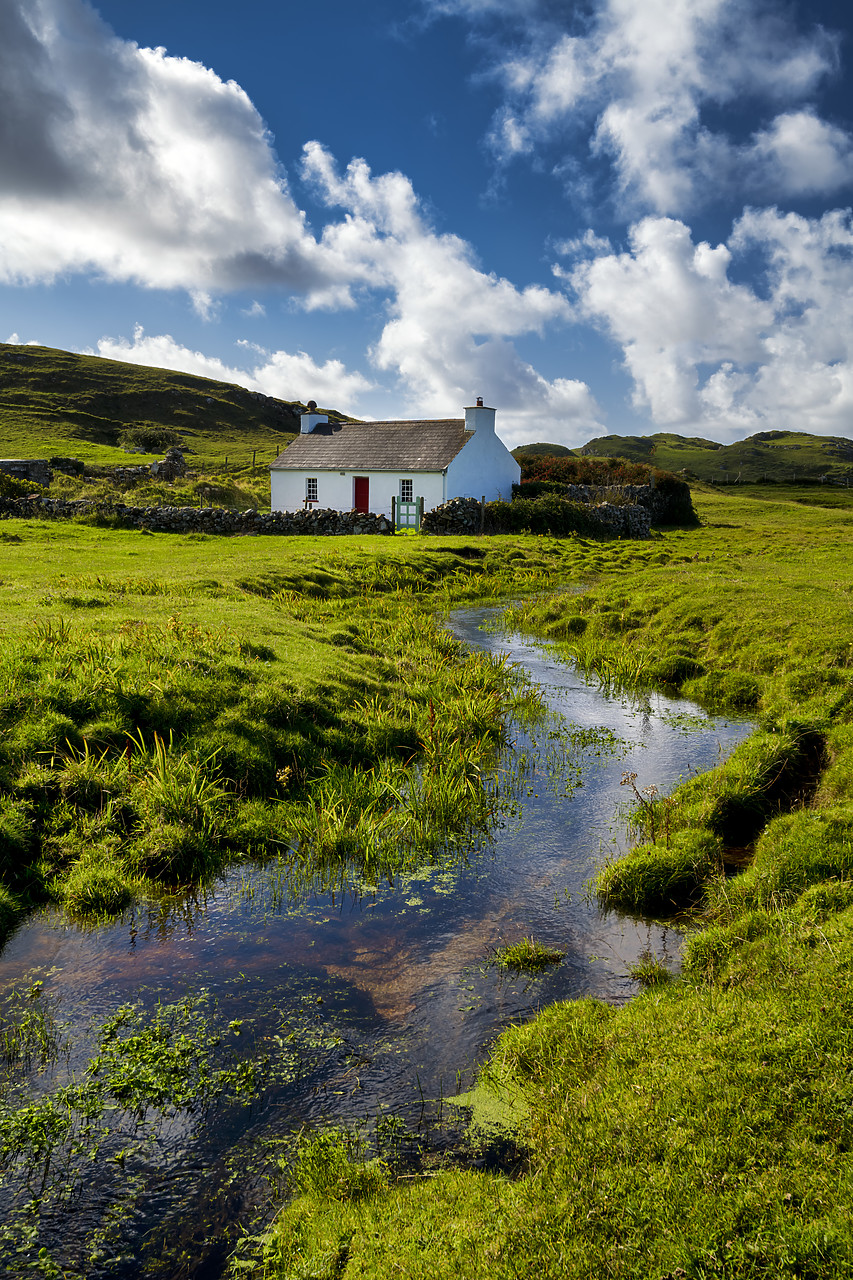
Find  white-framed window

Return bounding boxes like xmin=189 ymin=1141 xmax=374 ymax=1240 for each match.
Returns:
xmin=400 ymin=478 xmax=413 ymax=502
xmin=306 ymin=477 xmax=318 ymax=502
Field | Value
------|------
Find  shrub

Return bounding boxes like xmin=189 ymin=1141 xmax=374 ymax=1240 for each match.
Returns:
xmin=0 ymin=472 xmax=44 ymax=498
xmin=488 ymin=496 xmax=602 ymax=538
xmin=118 ymin=426 xmax=182 ymax=452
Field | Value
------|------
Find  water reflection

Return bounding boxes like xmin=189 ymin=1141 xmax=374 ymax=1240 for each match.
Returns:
xmin=0 ymin=611 xmax=752 ymax=1278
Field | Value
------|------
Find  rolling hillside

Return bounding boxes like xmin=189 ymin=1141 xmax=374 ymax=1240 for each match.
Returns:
xmin=4 ymin=344 xmax=851 ymax=487
xmin=0 ymin=342 xmax=336 ymax=467
xmin=518 ymin=429 xmax=853 ymax=484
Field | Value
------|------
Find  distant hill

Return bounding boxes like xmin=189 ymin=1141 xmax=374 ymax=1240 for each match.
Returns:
xmin=517 ymin=430 xmax=853 ymax=484
xmin=512 ymin=442 xmax=574 ymax=458
xmin=0 ymin=343 xmax=352 ymax=467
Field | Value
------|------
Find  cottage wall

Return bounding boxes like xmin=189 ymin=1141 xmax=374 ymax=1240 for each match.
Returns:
xmin=445 ymin=427 xmax=519 ymax=502
xmin=271 ymin=468 xmax=446 ymax=516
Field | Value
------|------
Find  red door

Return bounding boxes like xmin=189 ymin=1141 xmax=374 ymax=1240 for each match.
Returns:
xmin=353 ymin=476 xmax=369 ymax=513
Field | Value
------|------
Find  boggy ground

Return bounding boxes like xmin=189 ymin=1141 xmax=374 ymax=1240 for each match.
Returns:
xmin=240 ymin=486 xmax=853 ymax=1279
xmin=0 ymin=526 xmax=590 ymax=941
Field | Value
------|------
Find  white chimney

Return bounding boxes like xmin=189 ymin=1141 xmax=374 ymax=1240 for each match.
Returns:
xmin=464 ymin=397 xmax=495 ymax=433
xmin=300 ymin=399 xmax=328 ymax=434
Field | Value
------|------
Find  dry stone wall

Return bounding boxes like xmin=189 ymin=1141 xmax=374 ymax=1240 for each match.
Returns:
xmin=422 ymin=495 xmax=651 ymax=538
xmin=0 ymin=496 xmax=392 ymax=536
xmin=0 ymin=492 xmax=652 ymax=539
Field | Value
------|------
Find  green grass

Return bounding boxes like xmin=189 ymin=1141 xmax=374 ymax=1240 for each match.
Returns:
xmin=4 ymin=472 xmax=853 ymax=1276
xmin=232 ymin=484 xmax=853 ymax=1280
xmin=0 ymin=524 xmax=585 ymax=940
xmin=493 ymin=938 xmax=566 ymax=973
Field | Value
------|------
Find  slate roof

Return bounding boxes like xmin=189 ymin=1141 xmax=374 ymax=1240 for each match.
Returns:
xmin=270 ymin=419 xmax=473 ymax=472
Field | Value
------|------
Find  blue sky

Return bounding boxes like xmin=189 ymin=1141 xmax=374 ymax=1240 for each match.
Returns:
xmin=2 ymin=0 xmax=852 ymax=447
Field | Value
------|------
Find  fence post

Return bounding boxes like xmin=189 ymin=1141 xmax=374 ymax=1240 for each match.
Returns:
xmin=480 ymin=496 xmax=485 ymax=535
xmin=252 ymin=450 xmax=256 ymax=467
xmin=391 ymin=495 xmax=396 ymax=530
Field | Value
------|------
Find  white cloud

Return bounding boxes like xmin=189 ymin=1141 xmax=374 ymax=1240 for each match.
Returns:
xmin=91 ymin=325 xmax=374 ymax=411
xmin=569 ymin=209 xmax=853 ymax=437
xmin=240 ymin=301 xmax=266 ymax=318
xmin=431 ymin=0 xmax=849 ymax=215
xmin=0 ymin=0 xmax=344 ymax=298
xmin=303 ymin=144 xmax=604 ymax=445
xmin=751 ymin=111 xmax=853 ymax=197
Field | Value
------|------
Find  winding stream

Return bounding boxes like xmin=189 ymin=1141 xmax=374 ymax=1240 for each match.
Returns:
xmin=0 ymin=611 xmax=752 ymax=1277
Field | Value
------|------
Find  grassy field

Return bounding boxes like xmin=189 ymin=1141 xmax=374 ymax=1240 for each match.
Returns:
xmin=234 ymin=485 xmax=853 ymax=1280
xmin=0 ymin=524 xmax=600 ymax=941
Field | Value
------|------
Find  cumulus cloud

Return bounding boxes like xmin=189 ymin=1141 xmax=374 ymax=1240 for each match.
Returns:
xmin=751 ymin=111 xmax=853 ymax=197
xmin=92 ymin=326 xmax=374 ymax=411
xmin=304 ymin=143 xmax=604 ymax=444
xmin=0 ymin=0 xmax=347 ymax=298
xmin=566 ymin=208 xmax=853 ymax=437
xmin=431 ymin=0 xmax=850 ymax=214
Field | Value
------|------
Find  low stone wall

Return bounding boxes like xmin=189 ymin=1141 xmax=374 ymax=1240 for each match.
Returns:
xmin=421 ymin=496 xmax=484 ymax=535
xmin=422 ymin=495 xmax=651 ymax=538
xmin=560 ymin=483 xmax=692 ymax=525
xmin=0 ymin=459 xmax=51 ymax=486
xmin=0 ymin=496 xmax=392 ymax=536
xmin=0 ymin=492 xmax=651 ymax=540
xmin=587 ymin=502 xmax=651 ymax=538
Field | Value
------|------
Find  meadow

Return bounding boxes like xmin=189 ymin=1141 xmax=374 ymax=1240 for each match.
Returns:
xmin=0 ymin=483 xmax=852 ymax=1277
xmin=232 ymin=485 xmax=853 ymax=1280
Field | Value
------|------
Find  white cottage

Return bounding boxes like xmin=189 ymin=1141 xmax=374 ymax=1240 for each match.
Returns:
xmin=269 ymin=400 xmax=519 ymax=517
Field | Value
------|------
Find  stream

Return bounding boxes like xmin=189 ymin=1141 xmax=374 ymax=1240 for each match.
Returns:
xmin=0 ymin=610 xmax=752 ymax=1277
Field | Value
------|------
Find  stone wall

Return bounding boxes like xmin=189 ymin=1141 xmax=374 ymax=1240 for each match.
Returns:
xmin=422 ymin=495 xmax=651 ymax=538
xmin=559 ymin=482 xmax=692 ymax=525
xmin=421 ymin=496 xmax=484 ymax=535
xmin=0 ymin=459 xmax=51 ymax=486
xmin=0 ymin=496 xmax=392 ymax=536
xmin=0 ymin=491 xmax=652 ymax=540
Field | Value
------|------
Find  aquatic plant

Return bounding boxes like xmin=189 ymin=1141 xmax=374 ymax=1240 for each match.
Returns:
xmin=493 ymin=938 xmax=565 ymax=973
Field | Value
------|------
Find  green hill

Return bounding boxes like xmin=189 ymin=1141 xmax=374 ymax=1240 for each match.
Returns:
xmin=0 ymin=342 xmax=345 ymax=468
xmin=579 ymin=430 xmax=853 ymax=483
xmin=516 ymin=430 xmax=853 ymax=484
xmin=5 ymin=345 xmax=851 ymax=488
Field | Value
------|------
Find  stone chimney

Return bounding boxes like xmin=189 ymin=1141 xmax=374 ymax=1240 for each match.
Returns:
xmin=300 ymin=399 xmax=328 ymax=434
xmin=464 ymin=398 xmax=496 ymax=433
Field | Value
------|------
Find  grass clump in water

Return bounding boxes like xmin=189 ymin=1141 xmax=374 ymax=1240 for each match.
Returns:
xmin=493 ymin=938 xmax=566 ymax=973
